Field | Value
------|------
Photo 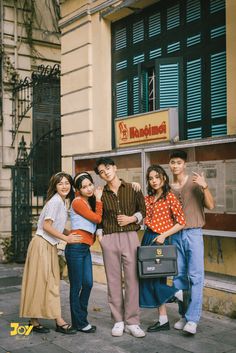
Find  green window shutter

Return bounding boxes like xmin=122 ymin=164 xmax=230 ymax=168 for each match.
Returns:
xmin=148 ymin=13 xmax=161 ymax=37
xmin=116 ymin=60 xmax=127 ymax=71
xmin=167 ymin=41 xmax=180 ymax=53
xmin=149 ymin=48 xmax=162 ymax=60
xmin=159 ymin=63 xmax=179 ymax=108
xmin=187 ymin=58 xmax=201 ymax=122
xmin=167 ymin=4 xmax=180 ymax=30
xmin=211 ymin=124 xmax=227 ymax=137
xmin=210 ymin=0 xmax=225 ymax=14
xmin=187 ymin=127 xmax=202 ymax=139
xmin=116 ymin=80 xmax=128 ymax=117
xmin=133 ymin=77 xmax=140 ymax=114
xmin=186 ymin=0 xmax=201 ymax=23
xmin=211 ymin=51 xmax=226 ymax=119
xmin=141 ymin=70 xmax=149 ymax=112
xmin=133 ymin=53 xmax=145 ymax=65
xmin=115 ymin=27 xmax=127 ymax=50
xmin=133 ymin=20 xmax=144 ymax=44
xmin=187 ymin=33 xmax=201 ymax=47
xmin=211 ymin=25 xmax=226 ymax=39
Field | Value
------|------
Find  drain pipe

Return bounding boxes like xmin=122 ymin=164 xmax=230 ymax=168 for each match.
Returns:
xmin=0 ymin=0 xmax=4 ymax=126
xmin=13 ymin=0 xmax=18 ymax=71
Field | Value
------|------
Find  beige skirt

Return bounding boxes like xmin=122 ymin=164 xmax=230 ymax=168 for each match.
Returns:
xmin=19 ymin=235 xmax=61 ymax=319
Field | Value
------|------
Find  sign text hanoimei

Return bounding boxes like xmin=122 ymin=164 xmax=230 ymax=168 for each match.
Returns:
xmin=115 ymin=109 xmax=178 ymax=148
xmin=129 ymin=121 xmax=166 ymax=139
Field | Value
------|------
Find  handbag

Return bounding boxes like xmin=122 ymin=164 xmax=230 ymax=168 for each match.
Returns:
xmin=137 ymin=244 xmax=178 ymax=279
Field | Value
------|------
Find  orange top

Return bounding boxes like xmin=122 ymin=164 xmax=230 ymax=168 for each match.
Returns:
xmin=70 ymin=198 xmax=103 ymax=246
xmin=145 ymin=192 xmax=186 ymax=234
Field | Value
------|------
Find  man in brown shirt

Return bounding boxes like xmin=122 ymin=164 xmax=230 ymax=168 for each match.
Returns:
xmin=169 ymin=150 xmax=215 ymax=335
xmin=94 ymin=157 xmax=146 ymax=338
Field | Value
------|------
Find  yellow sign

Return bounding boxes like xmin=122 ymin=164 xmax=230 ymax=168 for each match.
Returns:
xmin=10 ymin=323 xmax=33 ymax=336
xmin=115 ymin=109 xmax=178 ymax=148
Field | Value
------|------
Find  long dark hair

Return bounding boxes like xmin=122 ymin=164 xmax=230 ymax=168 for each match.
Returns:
xmin=46 ymin=172 xmax=74 ymax=203
xmin=73 ymin=172 xmax=96 ymax=211
xmin=146 ymin=165 xmax=170 ymax=199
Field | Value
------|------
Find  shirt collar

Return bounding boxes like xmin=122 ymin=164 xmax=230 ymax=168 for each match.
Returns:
xmin=104 ymin=179 xmax=126 ymax=192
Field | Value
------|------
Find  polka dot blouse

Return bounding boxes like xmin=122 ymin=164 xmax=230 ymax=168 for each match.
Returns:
xmin=145 ymin=191 xmax=186 ymax=234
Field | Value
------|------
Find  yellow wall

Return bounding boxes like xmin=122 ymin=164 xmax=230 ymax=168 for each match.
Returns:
xmin=60 ymin=1 xmax=112 ymax=172
xmin=226 ymin=0 xmax=236 ymax=135
xmin=203 ymin=287 xmax=236 ymax=318
xmin=204 ymin=237 xmax=236 ymax=276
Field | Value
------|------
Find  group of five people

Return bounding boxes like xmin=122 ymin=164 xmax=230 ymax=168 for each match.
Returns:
xmin=19 ymin=149 xmax=215 ymax=337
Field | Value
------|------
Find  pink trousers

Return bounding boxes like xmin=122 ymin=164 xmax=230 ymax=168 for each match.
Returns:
xmin=100 ymin=231 xmax=140 ymax=325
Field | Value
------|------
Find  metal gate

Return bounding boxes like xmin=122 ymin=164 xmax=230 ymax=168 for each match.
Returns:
xmin=11 ymin=128 xmax=61 ymax=262
xmin=11 ymin=64 xmax=61 ymax=262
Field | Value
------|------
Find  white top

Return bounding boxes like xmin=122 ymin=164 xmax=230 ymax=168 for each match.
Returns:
xmin=36 ymin=193 xmax=68 ymax=246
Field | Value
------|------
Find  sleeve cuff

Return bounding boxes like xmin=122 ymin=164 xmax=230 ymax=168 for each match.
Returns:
xmin=96 ymin=228 xmax=103 ymax=237
xmin=133 ymin=212 xmax=143 ymax=224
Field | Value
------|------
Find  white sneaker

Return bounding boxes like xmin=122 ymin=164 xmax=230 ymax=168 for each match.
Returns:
xmin=183 ymin=321 xmax=197 ymax=335
xmin=174 ymin=317 xmax=186 ymax=330
xmin=111 ymin=322 xmax=124 ymax=337
xmin=125 ymin=324 xmax=146 ymax=338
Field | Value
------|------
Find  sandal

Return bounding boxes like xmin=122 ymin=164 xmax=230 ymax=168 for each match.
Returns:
xmin=56 ymin=323 xmax=77 ymax=335
xmin=31 ymin=324 xmax=50 ymax=333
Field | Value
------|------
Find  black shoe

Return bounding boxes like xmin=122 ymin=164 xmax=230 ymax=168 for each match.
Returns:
xmin=32 ymin=324 xmax=50 ymax=334
xmin=56 ymin=323 xmax=77 ymax=334
xmin=147 ymin=321 xmax=170 ymax=332
xmin=78 ymin=325 xmax=96 ymax=333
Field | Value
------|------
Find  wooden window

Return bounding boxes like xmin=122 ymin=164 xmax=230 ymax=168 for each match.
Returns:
xmin=112 ymin=0 xmax=226 ymax=141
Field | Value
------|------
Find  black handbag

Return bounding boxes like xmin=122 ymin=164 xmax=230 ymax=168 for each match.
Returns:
xmin=137 ymin=244 xmax=178 ymax=279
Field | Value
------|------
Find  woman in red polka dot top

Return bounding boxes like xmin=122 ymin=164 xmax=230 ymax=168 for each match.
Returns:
xmin=139 ymin=164 xmax=186 ymax=333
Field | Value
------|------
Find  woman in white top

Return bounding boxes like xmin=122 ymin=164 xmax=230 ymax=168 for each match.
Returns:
xmin=20 ymin=172 xmax=81 ymax=334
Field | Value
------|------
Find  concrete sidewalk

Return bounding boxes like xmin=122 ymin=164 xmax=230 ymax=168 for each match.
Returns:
xmin=0 ymin=263 xmax=236 ymax=353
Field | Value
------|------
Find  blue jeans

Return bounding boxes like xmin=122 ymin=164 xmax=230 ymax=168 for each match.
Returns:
xmin=171 ymin=228 xmax=204 ymax=323
xmin=65 ymin=243 xmax=93 ymax=329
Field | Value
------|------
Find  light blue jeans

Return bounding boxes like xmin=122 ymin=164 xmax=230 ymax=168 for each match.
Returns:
xmin=171 ymin=228 xmax=204 ymax=323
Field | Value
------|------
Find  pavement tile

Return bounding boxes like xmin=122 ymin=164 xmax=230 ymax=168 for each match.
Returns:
xmin=211 ymin=330 xmax=236 ymax=348
xmin=0 ymin=348 xmax=9 ymax=353
xmin=114 ymin=339 xmax=192 ymax=353
xmin=8 ymin=342 xmax=73 ymax=353
xmin=1 ymin=264 xmax=236 ymax=353
xmin=155 ymin=332 xmax=235 ymax=353
xmin=0 ymin=334 xmax=47 ymax=352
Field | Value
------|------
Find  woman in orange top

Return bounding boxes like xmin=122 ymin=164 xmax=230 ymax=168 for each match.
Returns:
xmin=65 ymin=172 xmax=103 ymax=333
xmin=140 ymin=165 xmax=186 ymax=333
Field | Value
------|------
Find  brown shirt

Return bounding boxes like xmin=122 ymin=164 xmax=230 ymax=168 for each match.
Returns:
xmin=101 ymin=179 xmax=146 ymax=235
xmin=171 ymin=176 xmax=205 ymax=229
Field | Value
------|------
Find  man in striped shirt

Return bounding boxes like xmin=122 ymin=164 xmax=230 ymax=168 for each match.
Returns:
xmin=94 ymin=157 xmax=146 ymax=338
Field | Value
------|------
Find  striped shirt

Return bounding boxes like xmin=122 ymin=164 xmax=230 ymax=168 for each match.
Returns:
xmin=101 ymin=179 xmax=146 ymax=235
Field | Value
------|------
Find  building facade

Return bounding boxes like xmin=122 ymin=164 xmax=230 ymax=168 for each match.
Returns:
xmin=62 ymin=0 xmax=235 ymax=317
xmin=0 ymin=0 xmax=61 ymax=260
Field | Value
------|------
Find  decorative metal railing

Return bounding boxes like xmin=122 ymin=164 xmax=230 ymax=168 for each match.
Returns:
xmin=11 ymin=64 xmax=60 ymax=145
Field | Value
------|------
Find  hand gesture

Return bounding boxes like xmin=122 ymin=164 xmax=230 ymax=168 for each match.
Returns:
xmin=131 ymin=182 xmax=141 ymax=192
xmin=66 ymin=234 xmax=82 ymax=244
xmin=192 ymin=172 xmax=208 ymax=189
xmin=94 ymin=186 xmax=103 ymax=201
xmin=117 ymin=214 xmax=134 ymax=226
